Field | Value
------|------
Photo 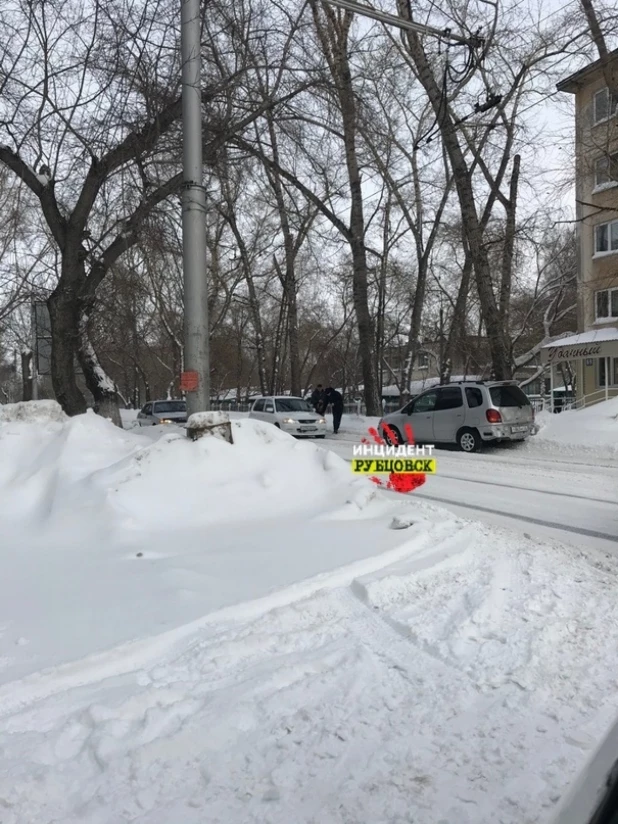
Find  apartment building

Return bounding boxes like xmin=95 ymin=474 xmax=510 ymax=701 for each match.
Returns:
xmin=545 ymin=51 xmax=618 ymax=405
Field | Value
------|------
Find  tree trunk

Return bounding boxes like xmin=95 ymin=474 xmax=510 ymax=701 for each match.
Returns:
xmin=21 ymin=350 xmax=33 ymax=401
xmin=77 ymin=306 xmax=122 ymax=426
xmin=443 ymin=251 xmax=473 ymax=377
xmin=47 ymin=283 xmax=88 ymax=416
xmin=287 ymin=289 xmax=301 ymax=396
xmin=397 ymin=12 xmax=512 ymax=380
xmin=499 ymin=155 xmax=521 ymax=335
xmin=312 ymin=2 xmax=381 ymax=416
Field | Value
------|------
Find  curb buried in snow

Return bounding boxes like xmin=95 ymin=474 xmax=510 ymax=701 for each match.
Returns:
xmin=0 ymin=516 xmax=471 ymax=718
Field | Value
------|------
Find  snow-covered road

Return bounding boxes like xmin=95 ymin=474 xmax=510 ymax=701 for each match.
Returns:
xmin=319 ymin=434 xmax=618 ymax=554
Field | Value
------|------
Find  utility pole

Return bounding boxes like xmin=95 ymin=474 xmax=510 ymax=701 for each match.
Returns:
xmin=30 ymin=299 xmax=38 ymax=400
xmin=180 ymin=0 xmax=210 ymax=415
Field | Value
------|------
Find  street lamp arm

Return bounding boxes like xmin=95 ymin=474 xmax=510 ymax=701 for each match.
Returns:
xmin=321 ymin=0 xmax=478 ymax=46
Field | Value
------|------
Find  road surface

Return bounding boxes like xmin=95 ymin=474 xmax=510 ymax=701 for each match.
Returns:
xmin=319 ymin=432 xmax=618 ymax=555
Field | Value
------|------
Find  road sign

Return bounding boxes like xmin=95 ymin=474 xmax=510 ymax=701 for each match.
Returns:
xmin=180 ymin=370 xmax=199 ymax=391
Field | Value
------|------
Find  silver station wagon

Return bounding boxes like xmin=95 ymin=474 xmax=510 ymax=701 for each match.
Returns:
xmin=378 ymin=381 xmax=534 ymax=453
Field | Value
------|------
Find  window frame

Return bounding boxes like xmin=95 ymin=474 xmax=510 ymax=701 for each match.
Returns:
xmin=594 ymin=152 xmax=618 ymax=188
xmin=434 ymin=386 xmax=463 ymax=411
xmin=593 ymin=87 xmax=618 ymax=126
xmin=465 ymin=387 xmax=484 ymax=409
xmin=411 ymin=390 xmax=438 ymax=414
xmin=594 ymin=219 xmax=618 ymax=257
xmin=595 ymin=287 xmax=618 ymax=321
xmin=598 ymin=357 xmax=618 ymax=388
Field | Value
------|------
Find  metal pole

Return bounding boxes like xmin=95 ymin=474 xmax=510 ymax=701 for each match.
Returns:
xmin=31 ymin=300 xmax=38 ymax=400
xmin=181 ymin=0 xmax=210 ymax=415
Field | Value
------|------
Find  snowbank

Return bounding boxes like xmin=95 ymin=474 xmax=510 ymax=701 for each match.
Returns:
xmin=0 ymin=410 xmax=414 ymax=683
xmin=532 ymin=397 xmax=618 ymax=456
xmin=119 ymin=407 xmax=139 ymax=429
xmin=0 ymin=411 xmax=374 ymax=533
xmin=0 ymin=399 xmax=67 ymax=423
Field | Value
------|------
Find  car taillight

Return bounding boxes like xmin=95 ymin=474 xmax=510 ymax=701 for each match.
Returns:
xmin=486 ymin=408 xmax=502 ymax=424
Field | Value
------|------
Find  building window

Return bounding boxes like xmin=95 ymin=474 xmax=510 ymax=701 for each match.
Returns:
xmin=595 ymin=287 xmax=618 ymax=320
xmin=594 ymin=220 xmax=618 ymax=255
xmin=598 ymin=357 xmax=618 ymax=387
xmin=417 ymin=352 xmax=429 ymax=368
xmin=593 ymin=87 xmax=618 ymax=125
xmin=594 ymin=152 xmax=618 ymax=187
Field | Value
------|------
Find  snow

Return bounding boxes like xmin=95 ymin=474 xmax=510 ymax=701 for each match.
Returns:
xmin=120 ymin=407 xmax=139 ymax=428
xmin=543 ymin=328 xmax=618 ymax=346
xmin=0 ymin=399 xmax=68 ymax=423
xmin=1 ymin=404 xmax=618 ymax=823
xmin=187 ymin=410 xmax=230 ymax=427
xmin=531 ymin=397 xmax=618 ymax=455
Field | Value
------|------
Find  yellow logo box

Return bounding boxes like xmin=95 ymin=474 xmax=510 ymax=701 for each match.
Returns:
xmin=352 ymin=458 xmax=436 ymax=474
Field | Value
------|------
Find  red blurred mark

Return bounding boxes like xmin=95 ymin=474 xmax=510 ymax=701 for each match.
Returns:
xmin=365 ymin=420 xmax=427 ymax=495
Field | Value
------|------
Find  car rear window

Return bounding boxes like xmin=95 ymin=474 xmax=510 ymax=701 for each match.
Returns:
xmin=489 ymin=386 xmax=530 ymax=407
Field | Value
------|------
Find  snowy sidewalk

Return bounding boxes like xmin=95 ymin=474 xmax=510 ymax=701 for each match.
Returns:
xmin=2 ymin=521 xmax=618 ymax=824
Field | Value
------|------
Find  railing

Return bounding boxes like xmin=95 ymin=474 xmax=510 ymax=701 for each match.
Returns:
xmin=560 ymin=388 xmax=618 ymax=412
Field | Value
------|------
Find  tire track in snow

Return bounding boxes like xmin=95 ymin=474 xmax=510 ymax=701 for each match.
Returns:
xmin=413 ymin=492 xmax=618 ymax=544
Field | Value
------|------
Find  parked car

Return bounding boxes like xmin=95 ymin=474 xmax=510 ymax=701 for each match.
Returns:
xmin=249 ymin=396 xmax=327 ymax=438
xmin=136 ymin=399 xmax=187 ymax=426
xmin=378 ymin=381 xmax=534 ymax=453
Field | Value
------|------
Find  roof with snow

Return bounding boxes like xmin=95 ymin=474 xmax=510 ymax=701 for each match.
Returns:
xmin=542 ymin=329 xmax=618 ymax=348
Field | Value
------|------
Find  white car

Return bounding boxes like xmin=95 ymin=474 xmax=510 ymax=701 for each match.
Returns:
xmin=249 ymin=396 xmax=327 ymax=438
xmin=136 ymin=399 xmax=187 ymax=426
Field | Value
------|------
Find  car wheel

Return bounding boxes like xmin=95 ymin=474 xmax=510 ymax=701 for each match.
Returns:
xmin=382 ymin=425 xmax=402 ymax=445
xmin=457 ymin=427 xmax=481 ymax=453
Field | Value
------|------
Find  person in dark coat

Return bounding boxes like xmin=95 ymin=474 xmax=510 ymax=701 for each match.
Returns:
xmin=325 ymin=387 xmax=343 ymax=434
xmin=310 ymin=384 xmax=326 ymax=415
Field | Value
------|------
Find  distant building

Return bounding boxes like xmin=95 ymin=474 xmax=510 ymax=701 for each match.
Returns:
xmin=550 ymin=51 xmax=618 ymax=405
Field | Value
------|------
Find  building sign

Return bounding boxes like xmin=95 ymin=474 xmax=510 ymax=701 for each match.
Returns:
xmin=541 ymin=338 xmax=618 ymax=363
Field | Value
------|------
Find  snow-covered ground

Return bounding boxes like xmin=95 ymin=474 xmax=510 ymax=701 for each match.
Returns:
xmin=1 ymin=401 xmax=618 ymax=823
xmin=532 ymin=397 xmax=618 ymax=456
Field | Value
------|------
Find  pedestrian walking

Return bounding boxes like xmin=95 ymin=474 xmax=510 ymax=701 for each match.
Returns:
xmin=325 ymin=387 xmax=343 ymax=434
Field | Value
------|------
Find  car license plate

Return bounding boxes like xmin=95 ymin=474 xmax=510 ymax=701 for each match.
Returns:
xmin=511 ymin=425 xmax=528 ymax=433
xmin=300 ymin=426 xmax=317 ymax=432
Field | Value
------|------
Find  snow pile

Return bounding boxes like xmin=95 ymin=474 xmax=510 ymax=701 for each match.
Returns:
xmin=0 ymin=399 xmax=67 ymax=423
xmin=187 ymin=410 xmax=231 ymax=427
xmin=120 ymin=407 xmax=139 ymax=429
xmin=1 ymin=522 xmax=618 ymax=824
xmin=0 ymin=411 xmax=372 ymax=533
xmin=532 ymin=397 xmax=618 ymax=455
